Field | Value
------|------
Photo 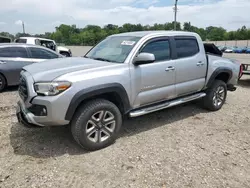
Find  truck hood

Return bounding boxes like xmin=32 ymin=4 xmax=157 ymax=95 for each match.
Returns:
xmin=23 ymin=57 xmax=116 ymax=82
xmin=57 ymin=46 xmax=70 ymax=52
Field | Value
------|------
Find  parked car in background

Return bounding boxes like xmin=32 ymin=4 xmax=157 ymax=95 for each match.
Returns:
xmin=14 ymin=37 xmax=72 ymax=57
xmin=0 ymin=43 xmax=63 ymax=92
xmin=242 ymin=47 xmax=248 ymax=53
xmin=16 ymin=31 xmax=241 ymax=151
xmin=224 ymin=47 xmax=234 ymax=53
xmin=246 ymin=47 xmax=250 ymax=54
xmin=0 ymin=36 xmax=11 ymax=43
xmin=234 ymin=47 xmax=245 ymax=53
xmin=217 ymin=46 xmax=227 ymax=52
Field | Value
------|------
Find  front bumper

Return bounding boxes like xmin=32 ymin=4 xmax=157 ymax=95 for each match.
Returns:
xmin=16 ymin=101 xmax=44 ymax=127
xmin=17 ymin=70 xmax=71 ymax=127
xmin=16 ymin=97 xmax=70 ymax=127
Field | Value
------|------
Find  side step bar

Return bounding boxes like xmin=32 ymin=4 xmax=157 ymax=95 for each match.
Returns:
xmin=129 ymin=92 xmax=206 ymax=118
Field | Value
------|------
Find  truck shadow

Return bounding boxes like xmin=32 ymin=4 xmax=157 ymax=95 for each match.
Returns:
xmin=9 ymin=100 xmax=209 ymax=158
xmin=3 ymin=86 xmax=19 ymax=93
xmin=120 ymin=101 xmax=208 ymax=138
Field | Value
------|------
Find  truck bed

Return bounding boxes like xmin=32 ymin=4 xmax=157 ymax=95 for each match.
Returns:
xmin=203 ymin=43 xmax=223 ymax=57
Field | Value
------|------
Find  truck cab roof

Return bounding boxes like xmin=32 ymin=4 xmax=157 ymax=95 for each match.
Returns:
xmin=18 ymin=37 xmax=55 ymax=42
xmin=111 ymin=31 xmax=199 ymax=38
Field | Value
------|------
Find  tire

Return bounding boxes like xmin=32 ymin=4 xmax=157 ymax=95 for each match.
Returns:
xmin=202 ymin=80 xmax=227 ymax=111
xmin=0 ymin=74 xmax=6 ymax=92
xmin=60 ymin=52 xmax=70 ymax=57
xmin=71 ymin=99 xmax=122 ymax=151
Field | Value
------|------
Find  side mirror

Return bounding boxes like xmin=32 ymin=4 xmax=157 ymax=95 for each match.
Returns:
xmin=133 ymin=53 xmax=155 ymax=65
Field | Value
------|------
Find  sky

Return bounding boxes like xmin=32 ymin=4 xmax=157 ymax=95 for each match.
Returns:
xmin=0 ymin=0 xmax=250 ymax=34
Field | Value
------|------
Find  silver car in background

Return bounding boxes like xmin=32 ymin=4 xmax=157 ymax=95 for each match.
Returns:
xmin=0 ymin=43 xmax=63 ymax=91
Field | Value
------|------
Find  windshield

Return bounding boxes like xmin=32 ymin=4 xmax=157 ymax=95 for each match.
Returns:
xmin=85 ymin=36 xmax=141 ymax=63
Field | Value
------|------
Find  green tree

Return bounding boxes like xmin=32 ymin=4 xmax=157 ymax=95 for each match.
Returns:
xmin=206 ymin=26 xmax=226 ymax=41
xmin=0 ymin=32 xmax=15 ymax=40
xmin=2 ymin=23 xmax=250 ymax=45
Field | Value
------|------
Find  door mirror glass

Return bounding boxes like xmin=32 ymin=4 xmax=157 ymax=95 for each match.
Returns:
xmin=133 ymin=53 xmax=155 ymax=65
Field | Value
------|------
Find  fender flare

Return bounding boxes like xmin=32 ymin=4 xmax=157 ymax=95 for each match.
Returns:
xmin=65 ymin=83 xmax=130 ymax=121
xmin=206 ymin=67 xmax=233 ymax=88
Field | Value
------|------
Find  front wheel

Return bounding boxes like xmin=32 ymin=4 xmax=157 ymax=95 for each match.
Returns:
xmin=71 ymin=99 xmax=122 ymax=151
xmin=0 ymin=74 xmax=6 ymax=92
xmin=202 ymin=80 xmax=227 ymax=111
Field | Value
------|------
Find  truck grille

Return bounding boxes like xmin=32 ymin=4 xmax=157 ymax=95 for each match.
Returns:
xmin=18 ymin=76 xmax=28 ymax=101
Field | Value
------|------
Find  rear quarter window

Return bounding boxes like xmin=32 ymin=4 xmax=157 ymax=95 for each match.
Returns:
xmin=15 ymin=39 xmax=27 ymax=43
xmin=29 ymin=47 xmax=59 ymax=59
xmin=175 ymin=38 xmax=199 ymax=58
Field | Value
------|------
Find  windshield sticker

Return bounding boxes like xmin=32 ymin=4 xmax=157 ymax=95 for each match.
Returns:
xmin=121 ymin=41 xmax=136 ymax=46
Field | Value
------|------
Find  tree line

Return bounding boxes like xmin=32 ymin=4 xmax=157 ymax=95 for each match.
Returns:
xmin=1 ymin=22 xmax=250 ymax=46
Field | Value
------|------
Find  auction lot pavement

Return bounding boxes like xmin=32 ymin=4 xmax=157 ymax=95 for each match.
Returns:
xmin=0 ymin=52 xmax=250 ymax=188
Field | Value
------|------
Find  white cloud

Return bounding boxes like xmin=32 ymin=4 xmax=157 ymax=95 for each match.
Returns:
xmin=0 ymin=22 xmax=6 ymax=25
xmin=70 ymin=0 xmax=250 ymax=30
xmin=15 ymin=20 xmax=23 ymax=25
xmin=1 ymin=0 xmax=250 ymax=33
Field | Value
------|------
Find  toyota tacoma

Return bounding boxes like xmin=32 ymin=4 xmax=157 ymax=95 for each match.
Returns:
xmin=16 ymin=31 xmax=242 ymax=151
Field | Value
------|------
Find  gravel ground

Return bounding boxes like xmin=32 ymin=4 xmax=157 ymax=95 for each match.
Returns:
xmin=0 ymin=55 xmax=250 ymax=187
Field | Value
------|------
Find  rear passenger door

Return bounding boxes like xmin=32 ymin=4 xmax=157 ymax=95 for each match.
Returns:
xmin=27 ymin=47 xmax=60 ymax=63
xmin=0 ymin=46 xmax=32 ymax=85
xmin=174 ymin=36 xmax=207 ymax=97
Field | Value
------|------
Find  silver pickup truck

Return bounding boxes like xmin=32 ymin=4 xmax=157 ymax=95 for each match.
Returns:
xmin=16 ymin=31 xmax=242 ymax=151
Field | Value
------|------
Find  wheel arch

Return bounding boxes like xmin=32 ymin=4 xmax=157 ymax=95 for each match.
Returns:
xmin=65 ymin=83 xmax=131 ymax=121
xmin=206 ymin=68 xmax=232 ymax=88
xmin=59 ymin=51 xmax=70 ymax=56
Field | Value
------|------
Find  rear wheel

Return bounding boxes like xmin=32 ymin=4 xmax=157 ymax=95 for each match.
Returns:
xmin=60 ymin=52 xmax=70 ymax=57
xmin=71 ymin=99 xmax=122 ymax=151
xmin=0 ymin=74 xmax=6 ymax=92
xmin=202 ymin=80 xmax=227 ymax=111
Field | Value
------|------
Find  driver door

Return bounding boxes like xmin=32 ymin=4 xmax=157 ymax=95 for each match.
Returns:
xmin=131 ymin=37 xmax=176 ymax=107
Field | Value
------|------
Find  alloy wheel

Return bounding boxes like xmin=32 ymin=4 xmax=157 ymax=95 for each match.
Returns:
xmin=213 ymin=86 xmax=225 ymax=107
xmin=85 ymin=110 xmax=116 ymax=143
xmin=0 ymin=78 xmax=2 ymax=88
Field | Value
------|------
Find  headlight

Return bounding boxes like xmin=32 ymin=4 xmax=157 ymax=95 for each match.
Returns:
xmin=34 ymin=81 xmax=71 ymax=96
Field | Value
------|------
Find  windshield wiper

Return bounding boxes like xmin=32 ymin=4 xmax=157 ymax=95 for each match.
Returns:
xmin=92 ymin=57 xmax=111 ymax=62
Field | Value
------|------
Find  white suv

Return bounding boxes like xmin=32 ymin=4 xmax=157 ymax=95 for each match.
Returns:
xmin=14 ymin=37 xmax=72 ymax=57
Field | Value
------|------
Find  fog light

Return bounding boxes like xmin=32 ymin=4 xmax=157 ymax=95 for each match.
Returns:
xmin=42 ymin=108 xmax=47 ymax=115
xmin=28 ymin=105 xmax=47 ymax=116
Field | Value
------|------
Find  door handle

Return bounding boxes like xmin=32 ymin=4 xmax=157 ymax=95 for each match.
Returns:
xmin=197 ymin=61 xmax=204 ymax=66
xmin=165 ymin=66 xmax=175 ymax=71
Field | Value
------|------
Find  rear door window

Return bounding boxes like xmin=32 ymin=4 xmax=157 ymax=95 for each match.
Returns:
xmin=175 ymin=38 xmax=199 ymax=58
xmin=29 ymin=47 xmax=59 ymax=59
xmin=0 ymin=47 xmax=28 ymax=58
